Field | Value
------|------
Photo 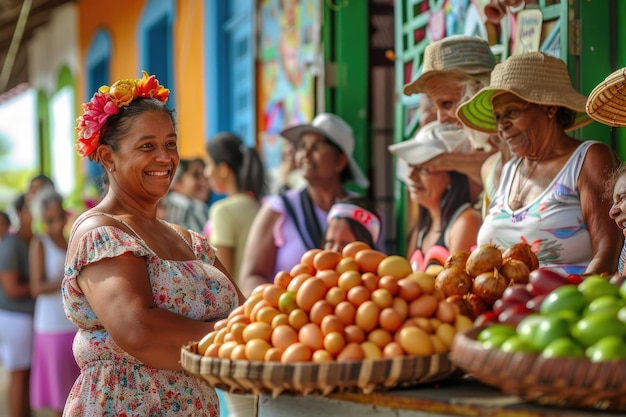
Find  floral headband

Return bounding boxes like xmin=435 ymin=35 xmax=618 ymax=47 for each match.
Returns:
xmin=327 ymin=203 xmax=381 ymax=243
xmin=76 ymin=71 xmax=170 ymax=159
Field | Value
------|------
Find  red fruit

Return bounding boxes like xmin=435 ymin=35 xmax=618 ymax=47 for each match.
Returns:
xmin=501 ymin=284 xmax=534 ymax=304
xmin=492 ymin=298 xmax=518 ymax=316
xmin=528 ymin=268 xmax=569 ymax=296
xmin=567 ymin=274 xmax=583 ymax=285
xmin=498 ymin=304 xmax=532 ymax=327
xmin=526 ymin=294 xmax=548 ymax=312
xmin=474 ymin=310 xmax=499 ymax=327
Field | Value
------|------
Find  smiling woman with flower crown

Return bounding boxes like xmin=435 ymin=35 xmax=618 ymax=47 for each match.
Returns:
xmin=62 ymin=72 xmax=244 ymax=416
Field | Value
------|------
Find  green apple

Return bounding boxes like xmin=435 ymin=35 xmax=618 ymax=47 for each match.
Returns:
xmin=585 ymin=335 xmax=626 ymax=362
xmin=578 ymin=276 xmax=619 ymax=302
xmin=572 ymin=311 xmax=626 ymax=347
xmin=542 ymin=337 xmax=585 ymax=359
xmin=531 ymin=315 xmax=572 ymax=350
xmin=501 ymin=335 xmax=541 ymax=354
xmin=540 ymin=285 xmax=587 ymax=316
xmin=585 ymin=295 xmax=626 ymax=317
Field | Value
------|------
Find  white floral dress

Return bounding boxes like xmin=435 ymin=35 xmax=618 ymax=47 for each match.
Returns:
xmin=62 ymin=218 xmax=238 ymax=417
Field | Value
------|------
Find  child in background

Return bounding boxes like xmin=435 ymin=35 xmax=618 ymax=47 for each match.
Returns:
xmin=322 ymin=196 xmax=382 ymax=253
xmin=29 ymin=191 xmax=79 ymax=416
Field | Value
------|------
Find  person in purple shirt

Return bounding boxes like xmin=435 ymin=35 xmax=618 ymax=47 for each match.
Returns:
xmin=239 ymin=113 xmax=369 ymax=296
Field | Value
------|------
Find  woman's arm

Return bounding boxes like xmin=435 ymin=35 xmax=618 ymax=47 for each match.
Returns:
xmin=29 ymin=237 xmax=61 ymax=297
xmin=214 ymin=245 xmax=235 ymax=281
xmin=238 ymin=204 xmax=281 ymax=297
xmin=77 ymin=252 xmax=216 ymax=370
xmin=579 ymin=143 xmax=623 ymax=275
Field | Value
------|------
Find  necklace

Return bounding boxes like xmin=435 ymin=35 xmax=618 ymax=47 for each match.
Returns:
xmin=510 ymin=157 xmax=542 ymax=211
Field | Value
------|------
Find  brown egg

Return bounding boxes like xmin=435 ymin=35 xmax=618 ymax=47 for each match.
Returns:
xmin=271 ymin=313 xmax=289 ymax=328
xmin=205 ymin=342 xmax=222 ymax=358
xmin=312 ymin=349 xmax=334 ymax=363
xmin=336 ymin=342 xmax=365 ymax=361
xmin=316 ymin=269 xmax=339 ymax=289
xmin=230 ymin=344 xmax=247 ymax=360
xmin=242 ymin=322 xmax=272 ymax=343
xmin=243 ymin=293 xmax=264 ymax=318
xmin=379 ymin=307 xmax=403 ymax=333
xmin=309 ymin=300 xmax=334 ymax=325
xmin=334 ymin=301 xmax=356 ymax=326
xmin=287 ymin=273 xmax=313 ymax=293
xmin=344 ymin=324 xmax=365 ymax=343
xmin=361 ymin=272 xmax=380 ymax=292
xmin=249 ymin=299 xmax=270 ymax=322
xmin=218 ymin=340 xmax=239 ymax=359
xmin=301 ymin=248 xmax=322 ymax=266
xmin=378 ymin=275 xmax=400 ymax=295
xmin=355 ymin=249 xmax=387 ymax=273
xmin=320 ymin=314 xmax=345 ymax=336
xmin=346 ymin=285 xmax=370 ymax=307
xmin=335 ymin=257 xmax=359 ymax=274
xmin=273 ymin=271 xmax=293 ymax=290
xmin=313 ymin=250 xmax=343 ymax=271
xmin=397 ymin=278 xmax=423 ymax=302
xmin=342 ymin=241 xmax=371 ymax=258
xmin=367 ymin=328 xmax=392 ymax=349
xmin=323 ymin=331 xmax=346 ymax=355
xmin=281 ymin=342 xmax=312 ymax=363
xmin=382 ymin=342 xmax=405 ymax=358
xmin=296 ymin=277 xmax=327 ymax=311
xmin=265 ymin=347 xmax=284 ymax=362
xmin=377 ymin=255 xmax=412 ymax=280
xmin=391 ymin=297 xmax=409 ymax=320
xmin=214 ymin=318 xmax=228 ymax=332
xmin=436 ymin=300 xmax=459 ymax=324
xmin=337 ymin=270 xmax=362 ymax=291
xmin=408 ymin=294 xmax=439 ymax=318
xmin=298 ymin=323 xmax=324 ymax=350
xmin=197 ymin=331 xmax=217 ymax=355
xmin=288 ymin=308 xmax=309 ymax=330
xmin=251 ymin=283 xmax=272 ymax=297
xmin=271 ymin=324 xmax=299 ymax=350
xmin=263 ymin=284 xmax=286 ymax=308
xmin=370 ymin=288 xmax=393 ymax=309
xmin=397 ymin=326 xmax=434 ymax=356
xmin=361 ymin=341 xmax=383 ymax=359
xmin=290 ymin=263 xmax=315 ymax=277
xmin=325 ymin=286 xmax=346 ymax=306
xmin=355 ymin=300 xmax=380 ymax=332
xmin=227 ymin=305 xmax=245 ymax=319
xmin=245 ymin=339 xmax=272 ymax=361
xmin=229 ymin=322 xmax=247 ymax=344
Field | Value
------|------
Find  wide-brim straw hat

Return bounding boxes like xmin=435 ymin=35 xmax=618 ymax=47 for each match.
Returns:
xmin=281 ymin=113 xmax=370 ymax=188
xmin=586 ymin=67 xmax=626 ymax=127
xmin=403 ymin=35 xmax=496 ymax=96
xmin=457 ymin=52 xmax=591 ymax=133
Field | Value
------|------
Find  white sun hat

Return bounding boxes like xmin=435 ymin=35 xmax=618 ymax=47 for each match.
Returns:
xmin=281 ymin=113 xmax=370 ymax=188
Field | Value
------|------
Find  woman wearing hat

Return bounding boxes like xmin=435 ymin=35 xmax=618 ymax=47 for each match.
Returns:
xmin=403 ymin=35 xmax=509 ymax=209
xmin=388 ymin=121 xmax=482 ymax=272
xmin=457 ymin=51 xmax=622 ymax=276
xmin=587 ymin=67 xmax=626 ymax=275
xmin=239 ymin=113 xmax=369 ymax=296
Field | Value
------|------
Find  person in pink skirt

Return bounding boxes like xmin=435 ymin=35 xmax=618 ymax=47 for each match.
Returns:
xmin=29 ymin=191 xmax=79 ymax=416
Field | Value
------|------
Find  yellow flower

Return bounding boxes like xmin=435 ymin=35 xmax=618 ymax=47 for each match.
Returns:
xmin=108 ymin=79 xmax=137 ymax=107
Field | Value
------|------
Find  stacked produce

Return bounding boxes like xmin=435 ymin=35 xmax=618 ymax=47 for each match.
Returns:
xmin=197 ymin=242 xmax=473 ymax=363
xmin=476 ymin=274 xmax=626 ymax=361
xmin=435 ymin=242 xmax=539 ymax=320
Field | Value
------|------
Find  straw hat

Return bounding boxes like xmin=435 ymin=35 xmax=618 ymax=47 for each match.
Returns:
xmin=586 ymin=67 xmax=626 ymax=127
xmin=403 ymin=35 xmax=496 ymax=96
xmin=388 ymin=121 xmax=472 ymax=165
xmin=281 ymin=113 xmax=370 ymax=188
xmin=456 ymin=52 xmax=591 ymax=133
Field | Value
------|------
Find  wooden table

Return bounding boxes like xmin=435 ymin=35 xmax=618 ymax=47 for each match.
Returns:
xmin=251 ymin=375 xmax=625 ymax=417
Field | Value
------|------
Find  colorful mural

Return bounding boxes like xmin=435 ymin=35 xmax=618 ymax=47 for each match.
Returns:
xmin=258 ymin=0 xmax=320 ymax=192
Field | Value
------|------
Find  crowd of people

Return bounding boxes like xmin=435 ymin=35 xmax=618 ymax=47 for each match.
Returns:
xmin=1 ymin=36 xmax=626 ymax=415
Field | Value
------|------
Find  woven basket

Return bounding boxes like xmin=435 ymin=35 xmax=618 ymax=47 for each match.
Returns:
xmin=450 ymin=327 xmax=626 ymax=411
xmin=181 ymin=342 xmax=457 ymax=398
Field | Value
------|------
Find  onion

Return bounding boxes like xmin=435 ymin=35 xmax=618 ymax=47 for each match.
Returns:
xmin=443 ymin=251 xmax=470 ymax=270
xmin=502 ymin=242 xmax=539 ymax=271
xmin=463 ymin=293 xmax=488 ymax=319
xmin=499 ymin=259 xmax=530 ymax=285
xmin=466 ymin=243 xmax=503 ymax=277
xmin=435 ymin=267 xmax=472 ymax=298
xmin=471 ymin=269 xmax=508 ymax=306
xmin=445 ymin=295 xmax=473 ymax=318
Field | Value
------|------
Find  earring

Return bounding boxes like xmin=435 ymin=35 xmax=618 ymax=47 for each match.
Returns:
xmin=109 ymin=167 xmax=114 ymax=172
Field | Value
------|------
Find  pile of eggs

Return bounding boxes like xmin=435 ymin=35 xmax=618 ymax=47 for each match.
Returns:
xmin=197 ymin=242 xmax=473 ymax=363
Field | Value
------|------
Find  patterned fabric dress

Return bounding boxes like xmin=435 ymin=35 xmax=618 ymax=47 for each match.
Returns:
xmin=477 ymin=141 xmax=597 ymax=275
xmin=62 ymin=223 xmax=238 ymax=416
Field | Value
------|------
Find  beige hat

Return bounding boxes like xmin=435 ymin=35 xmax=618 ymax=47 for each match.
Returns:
xmin=403 ymin=35 xmax=496 ymax=96
xmin=457 ymin=52 xmax=592 ymax=133
xmin=586 ymin=67 xmax=626 ymax=127
xmin=281 ymin=113 xmax=370 ymax=188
